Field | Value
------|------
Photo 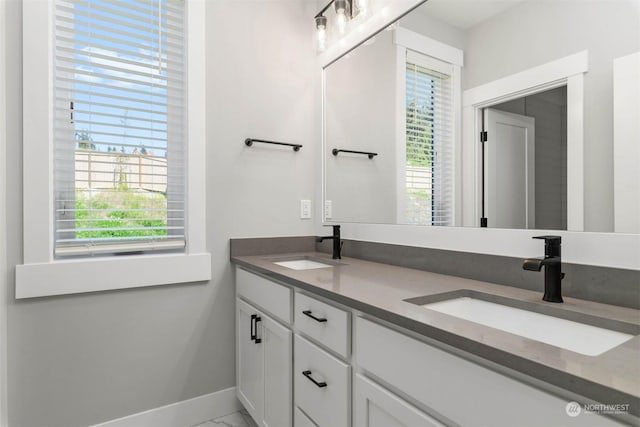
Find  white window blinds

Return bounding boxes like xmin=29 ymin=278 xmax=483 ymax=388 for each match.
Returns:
xmin=405 ymin=51 xmax=453 ymax=226
xmin=53 ymin=0 xmax=186 ymax=257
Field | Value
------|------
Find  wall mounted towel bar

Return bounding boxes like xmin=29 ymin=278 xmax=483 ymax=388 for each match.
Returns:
xmin=332 ymin=148 xmax=378 ymax=159
xmin=245 ymin=138 xmax=302 ymax=152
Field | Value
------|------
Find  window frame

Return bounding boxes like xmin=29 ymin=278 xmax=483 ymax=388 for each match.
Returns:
xmin=393 ymin=27 xmax=463 ymax=225
xmin=17 ymin=0 xmax=210 ymax=299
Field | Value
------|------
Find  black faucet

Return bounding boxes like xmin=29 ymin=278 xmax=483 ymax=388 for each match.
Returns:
xmin=317 ymin=225 xmax=342 ymax=259
xmin=523 ymin=236 xmax=564 ymax=303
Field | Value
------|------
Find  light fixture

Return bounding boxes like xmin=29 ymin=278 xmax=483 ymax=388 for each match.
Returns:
xmin=315 ymin=0 xmax=367 ymax=52
xmin=334 ymin=0 xmax=349 ymax=34
xmin=315 ymin=15 xmax=327 ymax=52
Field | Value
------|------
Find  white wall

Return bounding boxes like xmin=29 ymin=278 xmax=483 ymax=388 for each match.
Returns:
xmin=325 ymin=30 xmax=397 ymax=223
xmin=3 ymin=1 xmax=317 ymax=426
xmin=464 ymin=0 xmax=640 ymax=232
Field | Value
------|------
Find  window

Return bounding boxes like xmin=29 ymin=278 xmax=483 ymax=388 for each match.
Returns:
xmin=18 ymin=0 xmax=209 ymax=298
xmin=54 ymin=0 xmax=185 ymax=257
xmin=404 ymin=51 xmax=454 ymax=226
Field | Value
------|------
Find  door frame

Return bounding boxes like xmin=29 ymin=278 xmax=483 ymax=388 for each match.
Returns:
xmin=462 ymin=50 xmax=588 ymax=231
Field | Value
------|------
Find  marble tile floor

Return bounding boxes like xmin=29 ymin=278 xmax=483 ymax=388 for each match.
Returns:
xmin=190 ymin=409 xmax=258 ymax=427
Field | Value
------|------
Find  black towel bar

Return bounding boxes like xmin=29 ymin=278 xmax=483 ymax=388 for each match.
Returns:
xmin=332 ymin=148 xmax=377 ymax=159
xmin=245 ymin=138 xmax=302 ymax=152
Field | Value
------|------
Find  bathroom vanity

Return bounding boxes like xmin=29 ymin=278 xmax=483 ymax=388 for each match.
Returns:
xmin=232 ymin=251 xmax=639 ymax=427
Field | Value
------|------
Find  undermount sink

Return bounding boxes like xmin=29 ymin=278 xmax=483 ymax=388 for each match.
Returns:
xmin=271 ymin=256 xmax=342 ymax=271
xmin=405 ymin=290 xmax=638 ymax=356
xmin=274 ymin=259 xmax=334 ymax=270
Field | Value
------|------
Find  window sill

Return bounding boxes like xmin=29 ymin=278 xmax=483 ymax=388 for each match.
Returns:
xmin=15 ymin=252 xmax=211 ymax=299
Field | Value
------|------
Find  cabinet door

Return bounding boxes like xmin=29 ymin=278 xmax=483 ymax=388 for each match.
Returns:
xmin=236 ymin=298 xmax=263 ymax=423
xmin=262 ymin=314 xmax=292 ymax=427
xmin=354 ymin=374 xmax=444 ymax=427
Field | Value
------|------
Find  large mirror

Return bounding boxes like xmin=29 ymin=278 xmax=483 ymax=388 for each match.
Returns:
xmin=324 ymin=0 xmax=640 ymax=232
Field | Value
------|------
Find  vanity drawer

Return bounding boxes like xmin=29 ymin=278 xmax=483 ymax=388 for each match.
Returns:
xmin=294 ymin=334 xmax=350 ymax=427
xmin=236 ymin=267 xmax=291 ymax=324
xmin=295 ymin=292 xmax=350 ymax=358
xmin=355 ymin=317 xmax=622 ymax=427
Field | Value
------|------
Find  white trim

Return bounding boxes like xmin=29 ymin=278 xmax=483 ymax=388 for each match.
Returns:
xmin=91 ymin=387 xmax=241 ymax=427
xmin=394 ymin=26 xmax=463 ymax=66
xmin=186 ymin=0 xmax=207 ymax=255
xmin=463 ymin=51 xmax=587 ymax=231
xmin=22 ymin=0 xmax=53 ymax=264
xmin=16 ymin=252 xmax=211 ymax=299
xmin=566 ymin=73 xmax=585 ymax=232
xmin=318 ymin=0 xmax=425 ymax=68
xmin=462 ymin=51 xmax=588 ymax=107
xmin=19 ymin=0 xmax=210 ymax=298
xmin=394 ymin=45 xmax=407 ymax=223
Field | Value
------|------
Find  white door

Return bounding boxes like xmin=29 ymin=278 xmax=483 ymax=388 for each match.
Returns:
xmin=236 ymin=299 xmax=263 ymax=423
xmin=484 ymin=108 xmax=535 ymax=229
xmin=353 ymin=374 xmax=444 ymax=427
xmin=262 ymin=314 xmax=292 ymax=427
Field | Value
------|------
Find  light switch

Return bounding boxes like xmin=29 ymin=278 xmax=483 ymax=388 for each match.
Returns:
xmin=300 ymin=199 xmax=311 ymax=219
xmin=325 ymin=200 xmax=332 ymax=220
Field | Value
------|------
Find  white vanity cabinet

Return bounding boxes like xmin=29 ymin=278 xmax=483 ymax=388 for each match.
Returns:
xmin=235 ymin=265 xmax=629 ymax=427
xmin=236 ymin=268 xmax=292 ymax=427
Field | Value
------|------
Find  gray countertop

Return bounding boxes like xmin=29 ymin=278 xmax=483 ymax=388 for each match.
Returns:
xmin=232 ymin=251 xmax=640 ymax=418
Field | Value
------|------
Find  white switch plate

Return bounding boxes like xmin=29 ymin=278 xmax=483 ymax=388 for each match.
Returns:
xmin=300 ymin=199 xmax=311 ymax=219
xmin=324 ymin=200 xmax=332 ymax=219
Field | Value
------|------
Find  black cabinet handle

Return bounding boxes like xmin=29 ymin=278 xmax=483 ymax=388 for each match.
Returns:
xmin=302 ymin=310 xmax=327 ymax=323
xmin=302 ymin=370 xmax=327 ymax=388
xmin=250 ymin=314 xmax=262 ymax=344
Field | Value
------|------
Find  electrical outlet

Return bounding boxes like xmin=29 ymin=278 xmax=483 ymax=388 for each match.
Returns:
xmin=324 ymin=200 xmax=332 ymax=219
xmin=300 ymin=199 xmax=311 ymax=219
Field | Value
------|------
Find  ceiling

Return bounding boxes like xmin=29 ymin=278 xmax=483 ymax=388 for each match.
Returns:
xmin=418 ymin=0 xmax=526 ymax=30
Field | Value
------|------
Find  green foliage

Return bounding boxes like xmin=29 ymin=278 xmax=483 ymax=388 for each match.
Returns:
xmin=75 ymin=190 xmax=168 ymax=239
xmin=406 ymin=101 xmax=434 ymax=168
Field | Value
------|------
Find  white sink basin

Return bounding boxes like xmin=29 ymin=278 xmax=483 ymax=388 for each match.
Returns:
xmin=274 ymin=259 xmax=334 ymax=270
xmin=423 ymin=297 xmax=634 ymax=356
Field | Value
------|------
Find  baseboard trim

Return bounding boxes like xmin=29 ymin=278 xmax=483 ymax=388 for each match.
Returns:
xmin=92 ymin=387 xmax=241 ymax=427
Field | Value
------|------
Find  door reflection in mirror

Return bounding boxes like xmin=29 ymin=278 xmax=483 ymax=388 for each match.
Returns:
xmin=483 ymin=86 xmax=567 ymax=230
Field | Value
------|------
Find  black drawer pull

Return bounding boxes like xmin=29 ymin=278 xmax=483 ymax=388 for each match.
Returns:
xmin=250 ymin=314 xmax=262 ymax=344
xmin=302 ymin=370 xmax=327 ymax=388
xmin=302 ymin=310 xmax=327 ymax=323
